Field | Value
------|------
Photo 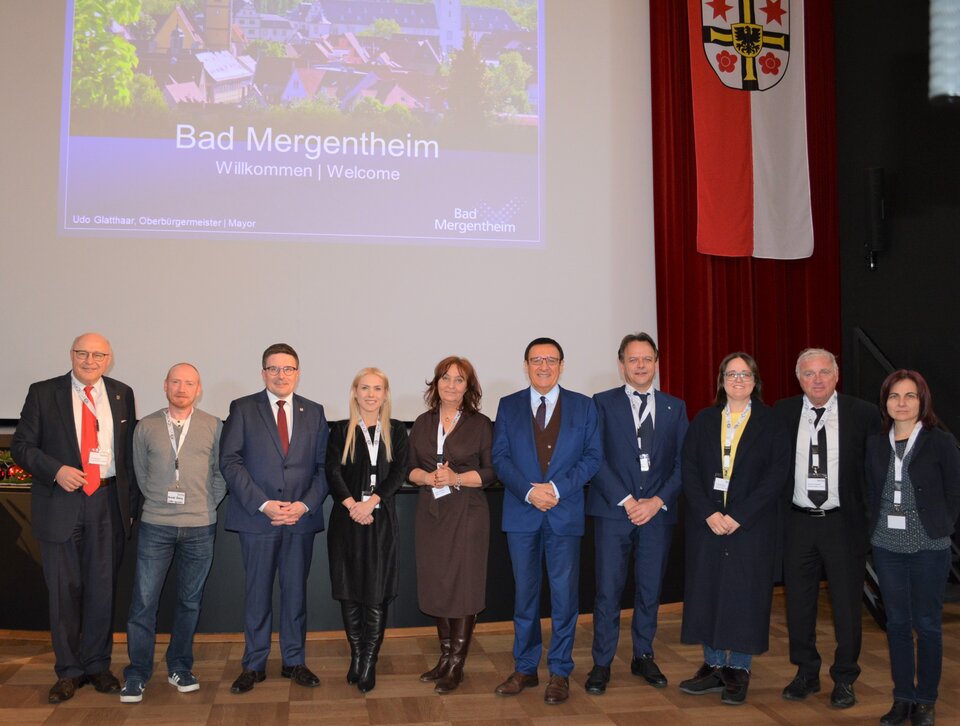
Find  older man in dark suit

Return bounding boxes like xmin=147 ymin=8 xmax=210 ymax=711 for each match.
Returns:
xmin=220 ymin=343 xmax=328 ymax=694
xmin=775 ymin=348 xmax=881 ymax=709
xmin=584 ymin=333 xmax=688 ymax=695
xmin=12 ymin=332 xmax=138 ymax=704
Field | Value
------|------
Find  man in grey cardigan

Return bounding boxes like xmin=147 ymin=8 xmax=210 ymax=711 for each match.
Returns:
xmin=120 ymin=363 xmax=226 ymax=703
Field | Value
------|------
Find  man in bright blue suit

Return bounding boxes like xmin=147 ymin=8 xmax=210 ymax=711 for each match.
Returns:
xmin=219 ymin=343 xmax=329 ymax=694
xmin=584 ymin=333 xmax=688 ymax=695
xmin=492 ymin=337 xmax=603 ymax=705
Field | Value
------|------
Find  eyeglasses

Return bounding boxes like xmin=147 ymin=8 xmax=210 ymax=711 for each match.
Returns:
xmin=73 ymin=350 xmax=109 ymax=362
xmin=724 ymin=371 xmax=754 ymax=381
xmin=528 ymin=356 xmax=561 ymax=367
xmin=264 ymin=366 xmax=298 ymax=376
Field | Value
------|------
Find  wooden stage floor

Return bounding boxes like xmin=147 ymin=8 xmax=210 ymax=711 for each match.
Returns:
xmin=1 ymin=589 xmax=957 ymax=725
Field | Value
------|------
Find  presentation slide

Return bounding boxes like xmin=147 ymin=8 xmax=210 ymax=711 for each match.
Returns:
xmin=59 ymin=0 xmax=542 ymax=245
xmin=1 ymin=0 xmax=657 ymax=424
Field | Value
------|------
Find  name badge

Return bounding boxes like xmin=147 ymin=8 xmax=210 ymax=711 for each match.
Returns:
xmin=887 ymin=514 xmax=907 ymax=530
xmin=806 ymin=475 xmax=827 ymax=492
xmin=362 ymin=475 xmax=380 ymax=509
xmin=167 ymin=490 xmax=186 ymax=505
xmin=713 ymin=476 xmax=729 ymax=492
xmin=432 ymin=486 xmax=451 ymax=499
xmin=88 ymin=450 xmax=110 ymax=466
xmin=639 ymin=453 xmax=651 ymax=472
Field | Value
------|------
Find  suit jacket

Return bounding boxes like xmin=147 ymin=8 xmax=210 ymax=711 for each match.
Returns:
xmin=586 ymin=387 xmax=688 ymax=524
xmin=865 ymin=425 xmax=960 ymax=540
xmin=220 ymin=390 xmax=329 ymax=534
xmin=774 ymin=393 xmax=881 ymax=553
xmin=492 ymin=386 xmax=602 ymax=536
xmin=12 ymin=372 xmax=138 ymax=541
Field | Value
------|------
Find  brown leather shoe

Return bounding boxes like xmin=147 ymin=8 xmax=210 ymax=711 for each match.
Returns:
xmin=544 ymin=673 xmax=570 ymax=705
xmin=81 ymin=670 xmax=121 ymax=694
xmin=494 ymin=670 xmax=539 ymax=696
xmin=48 ymin=677 xmax=79 ymax=704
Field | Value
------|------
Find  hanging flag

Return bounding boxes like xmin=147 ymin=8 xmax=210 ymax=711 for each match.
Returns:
xmin=687 ymin=0 xmax=813 ymax=259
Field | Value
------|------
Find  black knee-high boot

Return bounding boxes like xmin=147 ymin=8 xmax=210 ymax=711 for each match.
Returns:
xmin=341 ymin=600 xmax=364 ymax=684
xmin=419 ymin=617 xmax=452 ymax=682
xmin=357 ymin=603 xmax=387 ymax=693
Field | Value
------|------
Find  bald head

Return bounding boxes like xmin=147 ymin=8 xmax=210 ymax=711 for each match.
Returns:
xmin=164 ymin=363 xmax=202 ymax=417
xmin=70 ymin=332 xmax=112 ymax=386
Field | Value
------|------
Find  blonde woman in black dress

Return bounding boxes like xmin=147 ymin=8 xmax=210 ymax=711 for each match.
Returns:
xmin=326 ymin=368 xmax=408 ymax=693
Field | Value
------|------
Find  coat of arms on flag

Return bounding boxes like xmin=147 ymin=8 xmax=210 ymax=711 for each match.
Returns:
xmin=700 ymin=0 xmax=791 ymax=91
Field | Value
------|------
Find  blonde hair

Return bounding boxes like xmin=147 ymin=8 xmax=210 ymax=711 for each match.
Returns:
xmin=342 ymin=368 xmax=393 ymax=464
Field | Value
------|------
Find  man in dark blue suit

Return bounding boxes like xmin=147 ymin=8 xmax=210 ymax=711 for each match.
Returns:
xmin=492 ymin=337 xmax=602 ymax=705
xmin=219 ymin=343 xmax=329 ymax=693
xmin=584 ymin=333 xmax=688 ymax=695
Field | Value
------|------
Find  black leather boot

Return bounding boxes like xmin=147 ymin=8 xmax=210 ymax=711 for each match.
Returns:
xmin=419 ymin=617 xmax=452 ymax=682
xmin=341 ymin=600 xmax=364 ymax=684
xmin=435 ymin=614 xmax=476 ymax=693
xmin=357 ymin=603 xmax=387 ymax=693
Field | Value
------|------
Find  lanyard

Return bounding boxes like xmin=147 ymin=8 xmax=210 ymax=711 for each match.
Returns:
xmin=806 ymin=397 xmax=835 ymax=440
xmin=889 ymin=422 xmax=922 ymax=484
xmin=436 ymin=410 xmax=461 ymax=467
xmin=358 ymin=418 xmax=382 ymax=468
xmin=164 ymin=409 xmax=193 ymax=485
xmin=628 ymin=388 xmax=653 ymax=435
xmin=72 ymin=379 xmax=99 ymax=418
xmin=722 ymin=401 xmax=751 ymax=479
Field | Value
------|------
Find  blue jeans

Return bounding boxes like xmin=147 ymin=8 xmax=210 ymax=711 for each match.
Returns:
xmin=873 ymin=546 xmax=950 ymax=704
xmin=703 ymin=645 xmax=752 ymax=671
xmin=124 ymin=522 xmax=216 ymax=683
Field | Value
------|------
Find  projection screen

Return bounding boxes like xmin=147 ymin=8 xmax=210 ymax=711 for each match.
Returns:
xmin=0 ymin=0 xmax=656 ymax=424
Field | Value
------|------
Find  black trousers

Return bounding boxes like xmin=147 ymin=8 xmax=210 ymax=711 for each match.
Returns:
xmin=783 ymin=508 xmax=866 ymax=684
xmin=39 ymin=487 xmax=124 ymax=679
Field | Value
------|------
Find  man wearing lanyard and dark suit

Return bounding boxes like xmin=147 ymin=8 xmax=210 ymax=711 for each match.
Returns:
xmin=219 ymin=343 xmax=329 ymax=694
xmin=11 ymin=332 xmax=138 ymax=704
xmin=492 ymin=337 xmax=603 ymax=705
xmin=774 ymin=348 xmax=880 ymax=709
xmin=584 ymin=333 xmax=688 ymax=694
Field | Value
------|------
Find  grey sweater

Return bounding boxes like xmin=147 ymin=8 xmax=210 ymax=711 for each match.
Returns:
xmin=132 ymin=408 xmax=226 ymax=526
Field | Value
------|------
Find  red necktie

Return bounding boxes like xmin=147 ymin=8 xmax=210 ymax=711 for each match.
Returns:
xmin=81 ymin=386 xmax=100 ymax=495
xmin=277 ymin=400 xmax=289 ymax=456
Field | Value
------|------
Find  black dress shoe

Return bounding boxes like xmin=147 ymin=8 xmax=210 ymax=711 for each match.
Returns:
xmin=880 ymin=700 xmax=914 ymax=725
xmin=912 ymin=703 xmax=935 ymax=726
xmin=679 ymin=662 xmax=724 ymax=695
xmin=230 ymin=669 xmax=266 ymax=694
xmin=281 ymin=663 xmax=320 ymax=688
xmin=584 ymin=665 xmax=610 ymax=695
xmin=782 ymin=673 xmax=820 ymax=700
xmin=81 ymin=670 xmax=121 ymax=693
xmin=631 ymin=655 xmax=667 ymax=688
xmin=48 ymin=677 xmax=79 ymax=704
xmin=720 ymin=667 xmax=750 ymax=705
xmin=830 ymin=682 xmax=856 ymax=709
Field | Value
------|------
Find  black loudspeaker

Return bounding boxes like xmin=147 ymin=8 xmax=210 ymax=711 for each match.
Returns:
xmin=865 ymin=167 xmax=886 ymax=269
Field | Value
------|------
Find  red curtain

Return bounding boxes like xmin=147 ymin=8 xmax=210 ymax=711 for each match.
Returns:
xmin=650 ymin=0 xmax=840 ymax=412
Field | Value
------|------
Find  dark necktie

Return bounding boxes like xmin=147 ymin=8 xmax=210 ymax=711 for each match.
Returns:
xmin=809 ymin=407 xmax=827 ymax=507
xmin=277 ymin=400 xmax=289 ymax=456
xmin=634 ymin=391 xmax=653 ymax=453
xmin=535 ymin=396 xmax=546 ymax=430
xmin=81 ymin=386 xmax=100 ymax=495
